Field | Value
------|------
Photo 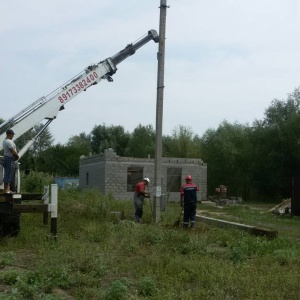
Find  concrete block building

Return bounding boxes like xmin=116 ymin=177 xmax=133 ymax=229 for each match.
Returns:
xmin=79 ymin=148 xmax=207 ymax=201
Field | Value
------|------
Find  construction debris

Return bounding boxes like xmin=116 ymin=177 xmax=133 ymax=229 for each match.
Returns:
xmin=215 ymin=185 xmax=228 ymax=199
xmin=269 ymin=199 xmax=291 ymax=215
xmin=208 ymin=196 xmax=243 ymax=207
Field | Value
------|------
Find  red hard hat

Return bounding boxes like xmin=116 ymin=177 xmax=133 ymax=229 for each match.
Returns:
xmin=185 ymin=175 xmax=192 ymax=181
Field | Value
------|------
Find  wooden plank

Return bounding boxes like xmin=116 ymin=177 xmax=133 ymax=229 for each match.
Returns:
xmin=195 ymin=215 xmax=278 ymax=238
xmin=21 ymin=194 xmax=44 ymax=200
xmin=13 ymin=204 xmax=48 ymax=213
xmin=0 ymin=193 xmax=13 ymax=203
xmin=0 ymin=193 xmax=22 ymax=203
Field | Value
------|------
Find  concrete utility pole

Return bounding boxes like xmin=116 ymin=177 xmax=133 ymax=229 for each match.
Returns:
xmin=153 ymin=0 xmax=168 ymax=222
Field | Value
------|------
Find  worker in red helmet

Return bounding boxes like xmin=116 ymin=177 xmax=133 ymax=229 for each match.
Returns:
xmin=133 ymin=177 xmax=150 ymax=223
xmin=180 ymin=175 xmax=200 ymax=229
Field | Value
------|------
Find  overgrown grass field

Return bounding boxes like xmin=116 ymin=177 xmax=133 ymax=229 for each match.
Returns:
xmin=1 ymin=190 xmax=300 ymax=299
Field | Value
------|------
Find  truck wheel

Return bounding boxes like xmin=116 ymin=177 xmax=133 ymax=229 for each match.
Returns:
xmin=1 ymin=215 xmax=20 ymax=237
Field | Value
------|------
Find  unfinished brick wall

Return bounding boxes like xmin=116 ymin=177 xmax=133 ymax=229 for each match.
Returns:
xmin=79 ymin=148 xmax=207 ymax=201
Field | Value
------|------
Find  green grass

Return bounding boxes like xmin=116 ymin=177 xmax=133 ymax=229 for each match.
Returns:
xmin=0 ymin=190 xmax=300 ymax=299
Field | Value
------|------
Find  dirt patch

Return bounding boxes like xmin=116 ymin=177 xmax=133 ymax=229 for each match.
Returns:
xmin=52 ymin=288 xmax=75 ymax=300
xmin=0 ymin=283 xmax=10 ymax=293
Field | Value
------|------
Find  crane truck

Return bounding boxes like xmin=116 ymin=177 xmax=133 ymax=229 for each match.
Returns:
xmin=0 ymin=29 xmax=159 ymax=236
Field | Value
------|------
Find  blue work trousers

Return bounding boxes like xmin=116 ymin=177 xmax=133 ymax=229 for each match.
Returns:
xmin=3 ymin=156 xmax=16 ymax=184
xmin=134 ymin=192 xmax=145 ymax=221
xmin=183 ymin=201 xmax=197 ymax=227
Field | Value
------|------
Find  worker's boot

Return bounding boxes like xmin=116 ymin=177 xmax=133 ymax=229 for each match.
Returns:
xmin=182 ymin=223 xmax=188 ymax=229
xmin=134 ymin=208 xmax=143 ymax=223
xmin=190 ymin=222 xmax=195 ymax=230
xmin=134 ymin=215 xmax=140 ymax=222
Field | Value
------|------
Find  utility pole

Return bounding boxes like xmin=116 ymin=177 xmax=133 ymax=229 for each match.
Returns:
xmin=153 ymin=0 xmax=168 ymax=222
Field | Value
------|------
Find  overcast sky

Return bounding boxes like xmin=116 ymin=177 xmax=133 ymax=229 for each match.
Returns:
xmin=1 ymin=1 xmax=300 ymax=144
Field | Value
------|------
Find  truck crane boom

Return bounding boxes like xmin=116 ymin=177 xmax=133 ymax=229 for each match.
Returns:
xmin=0 ymin=29 xmax=158 ymax=236
xmin=0 ymin=29 xmax=159 ymax=151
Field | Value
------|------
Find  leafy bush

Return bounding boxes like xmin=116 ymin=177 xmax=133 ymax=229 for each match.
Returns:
xmin=42 ymin=266 xmax=71 ymax=291
xmin=104 ymin=280 xmax=128 ymax=300
xmin=229 ymin=246 xmax=246 ymax=264
xmin=0 ymin=252 xmax=16 ymax=269
xmin=138 ymin=276 xmax=157 ymax=296
xmin=14 ymin=271 xmax=42 ymax=299
xmin=21 ymin=171 xmax=53 ymax=193
xmin=3 ymin=270 xmax=20 ymax=285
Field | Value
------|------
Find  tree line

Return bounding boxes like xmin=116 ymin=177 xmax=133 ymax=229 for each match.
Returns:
xmin=2 ymin=87 xmax=300 ymax=201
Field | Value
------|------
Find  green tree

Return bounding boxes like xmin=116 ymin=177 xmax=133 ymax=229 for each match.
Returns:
xmin=91 ymin=124 xmax=130 ymax=156
xmin=200 ymin=121 xmax=252 ymax=198
xmin=67 ymin=132 xmax=91 ymax=155
xmin=199 ymin=87 xmax=300 ymax=200
xmin=163 ymin=125 xmax=201 ymax=158
xmin=126 ymin=124 xmax=155 ymax=158
xmin=250 ymin=88 xmax=300 ymax=199
xmin=162 ymin=135 xmax=173 ymax=157
xmin=37 ymin=144 xmax=83 ymax=177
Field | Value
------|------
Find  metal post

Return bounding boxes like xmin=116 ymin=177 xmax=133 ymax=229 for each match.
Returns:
xmin=43 ymin=185 xmax=49 ymax=225
xmin=153 ymin=0 xmax=168 ymax=222
xmin=50 ymin=184 xmax=58 ymax=237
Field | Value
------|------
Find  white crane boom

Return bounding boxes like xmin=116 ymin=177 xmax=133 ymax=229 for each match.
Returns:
xmin=0 ymin=29 xmax=159 ymax=150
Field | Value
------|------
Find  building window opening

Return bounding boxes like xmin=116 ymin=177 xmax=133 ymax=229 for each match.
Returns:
xmin=167 ymin=168 xmax=182 ymax=192
xmin=127 ymin=167 xmax=143 ymax=191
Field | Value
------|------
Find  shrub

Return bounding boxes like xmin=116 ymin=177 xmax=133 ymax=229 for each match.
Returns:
xmin=104 ymin=280 xmax=128 ymax=300
xmin=3 ymin=270 xmax=20 ymax=285
xmin=43 ymin=266 xmax=71 ymax=291
xmin=0 ymin=252 xmax=16 ymax=269
xmin=229 ymin=246 xmax=247 ymax=265
xmin=138 ymin=276 xmax=158 ymax=297
xmin=21 ymin=172 xmax=53 ymax=193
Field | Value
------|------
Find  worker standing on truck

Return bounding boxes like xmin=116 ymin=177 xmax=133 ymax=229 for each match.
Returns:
xmin=134 ymin=178 xmax=150 ymax=222
xmin=180 ymin=175 xmax=199 ymax=229
xmin=2 ymin=129 xmax=19 ymax=193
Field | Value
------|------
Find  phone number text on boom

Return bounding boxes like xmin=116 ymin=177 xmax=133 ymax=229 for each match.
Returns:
xmin=58 ymin=72 xmax=98 ymax=103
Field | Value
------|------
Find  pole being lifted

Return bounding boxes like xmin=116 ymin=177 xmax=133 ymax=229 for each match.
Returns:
xmin=153 ymin=0 xmax=168 ymax=222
